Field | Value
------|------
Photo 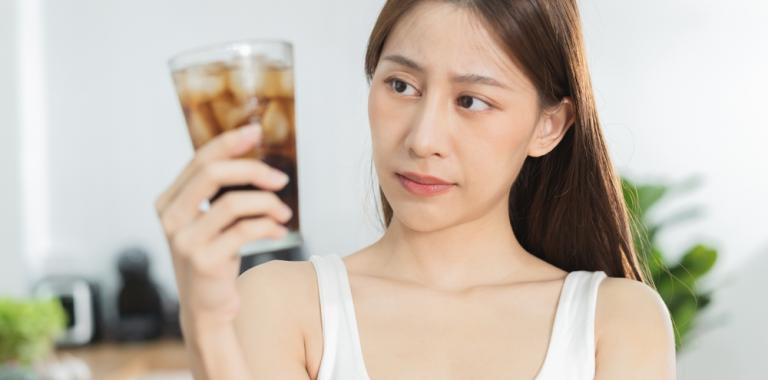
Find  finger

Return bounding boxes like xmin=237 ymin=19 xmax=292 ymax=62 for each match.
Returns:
xmin=176 ymin=190 xmax=292 ymax=247
xmin=203 ymin=217 xmax=288 ymax=261
xmin=155 ymin=124 xmax=263 ymax=213
xmin=159 ymin=159 xmax=290 ymax=236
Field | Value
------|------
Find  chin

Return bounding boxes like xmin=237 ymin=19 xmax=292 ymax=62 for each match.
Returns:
xmin=386 ymin=203 xmax=459 ymax=233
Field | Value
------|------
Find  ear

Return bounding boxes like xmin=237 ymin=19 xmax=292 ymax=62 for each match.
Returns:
xmin=527 ymin=97 xmax=576 ymax=158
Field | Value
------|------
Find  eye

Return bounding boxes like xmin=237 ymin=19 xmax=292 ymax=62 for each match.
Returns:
xmin=457 ymin=95 xmax=491 ymax=111
xmin=386 ymin=78 xmax=419 ymax=96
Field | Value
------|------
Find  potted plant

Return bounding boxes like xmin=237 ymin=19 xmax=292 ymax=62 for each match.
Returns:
xmin=621 ymin=175 xmax=719 ymax=350
xmin=0 ymin=298 xmax=66 ymax=379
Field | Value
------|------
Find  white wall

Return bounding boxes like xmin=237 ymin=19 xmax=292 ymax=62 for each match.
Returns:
xmin=0 ymin=0 xmax=26 ymax=297
xmin=6 ymin=0 xmax=767 ymax=377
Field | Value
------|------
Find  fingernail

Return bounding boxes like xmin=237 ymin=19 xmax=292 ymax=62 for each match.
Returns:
xmin=240 ymin=124 xmax=262 ymax=139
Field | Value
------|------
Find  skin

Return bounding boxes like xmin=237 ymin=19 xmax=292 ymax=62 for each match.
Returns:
xmin=157 ymin=2 xmax=676 ymax=379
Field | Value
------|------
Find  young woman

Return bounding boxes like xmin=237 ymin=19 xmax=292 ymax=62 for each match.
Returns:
xmin=155 ymin=0 xmax=677 ymax=379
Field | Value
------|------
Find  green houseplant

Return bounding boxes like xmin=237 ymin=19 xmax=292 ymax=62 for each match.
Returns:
xmin=621 ymin=176 xmax=718 ymax=351
xmin=0 ymin=298 xmax=67 ymax=378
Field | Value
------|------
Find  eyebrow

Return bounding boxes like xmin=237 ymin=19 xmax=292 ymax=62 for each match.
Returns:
xmin=381 ymin=54 xmax=511 ymax=90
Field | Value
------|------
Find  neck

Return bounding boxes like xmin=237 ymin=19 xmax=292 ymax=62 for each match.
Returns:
xmin=371 ymin=200 xmax=536 ymax=291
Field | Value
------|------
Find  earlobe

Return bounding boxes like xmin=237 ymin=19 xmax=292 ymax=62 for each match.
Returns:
xmin=527 ymin=97 xmax=576 ymax=158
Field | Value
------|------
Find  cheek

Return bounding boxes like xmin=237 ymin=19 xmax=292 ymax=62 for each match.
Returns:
xmin=369 ymin=83 xmax=388 ymax=120
xmin=367 ymin=87 xmax=384 ymax=137
xmin=368 ymin=85 xmax=402 ymax=177
xmin=463 ymin=114 xmax=536 ymax=192
xmin=368 ymin=84 xmax=412 ymax=139
xmin=487 ymin=104 xmax=539 ymax=160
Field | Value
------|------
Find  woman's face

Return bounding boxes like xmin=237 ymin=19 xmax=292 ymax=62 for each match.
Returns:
xmin=368 ymin=2 xmax=569 ymax=231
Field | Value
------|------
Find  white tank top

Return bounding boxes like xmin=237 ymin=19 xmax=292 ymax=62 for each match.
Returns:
xmin=309 ymin=254 xmax=607 ymax=380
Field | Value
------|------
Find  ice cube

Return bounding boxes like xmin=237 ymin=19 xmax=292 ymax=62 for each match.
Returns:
xmin=261 ymin=100 xmax=291 ymax=145
xmin=211 ymin=95 xmax=263 ymax=132
xmin=279 ymin=68 xmax=294 ymax=96
xmin=175 ymin=64 xmax=227 ymax=105
xmin=186 ymin=108 xmax=218 ymax=149
xmin=227 ymin=57 xmax=265 ymax=102
xmin=261 ymin=66 xmax=293 ymax=98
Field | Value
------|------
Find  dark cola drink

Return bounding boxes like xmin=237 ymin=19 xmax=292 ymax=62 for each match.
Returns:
xmin=169 ymin=41 xmax=301 ymax=255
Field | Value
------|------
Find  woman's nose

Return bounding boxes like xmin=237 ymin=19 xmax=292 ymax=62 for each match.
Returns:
xmin=404 ymin=91 xmax=452 ymax=159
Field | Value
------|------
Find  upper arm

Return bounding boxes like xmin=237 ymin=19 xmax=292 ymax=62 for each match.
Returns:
xmin=594 ymin=277 xmax=677 ymax=380
xmin=233 ymin=259 xmax=313 ymax=380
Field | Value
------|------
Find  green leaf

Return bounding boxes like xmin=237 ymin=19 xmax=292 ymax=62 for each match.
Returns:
xmin=696 ymin=291 xmax=713 ymax=311
xmin=680 ymin=244 xmax=718 ymax=279
xmin=654 ymin=272 xmax=677 ymax=306
xmin=671 ymin=295 xmax=698 ymax=349
xmin=669 ymin=263 xmax=697 ymax=288
xmin=646 ymin=246 xmax=666 ymax=279
xmin=636 ymin=184 xmax=668 ymax=216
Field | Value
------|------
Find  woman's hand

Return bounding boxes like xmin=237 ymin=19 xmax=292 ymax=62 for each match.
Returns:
xmin=154 ymin=124 xmax=293 ymax=326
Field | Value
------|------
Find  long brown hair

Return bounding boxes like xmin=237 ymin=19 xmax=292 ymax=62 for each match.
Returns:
xmin=364 ymin=0 xmax=650 ymax=282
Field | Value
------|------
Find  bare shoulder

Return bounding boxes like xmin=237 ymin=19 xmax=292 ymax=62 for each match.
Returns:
xmin=236 ymin=259 xmax=320 ymax=335
xmin=593 ymin=276 xmax=677 ymax=379
xmin=596 ymin=276 xmax=673 ymax=330
xmin=237 ymin=258 xmax=318 ymax=297
xmin=233 ymin=259 xmax=319 ymax=380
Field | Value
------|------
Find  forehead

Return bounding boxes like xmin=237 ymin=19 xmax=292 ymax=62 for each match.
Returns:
xmin=380 ymin=1 xmax=530 ymax=87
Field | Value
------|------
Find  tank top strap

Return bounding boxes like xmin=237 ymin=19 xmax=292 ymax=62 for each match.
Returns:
xmin=308 ymin=254 xmax=371 ymax=380
xmin=308 ymin=254 xmax=345 ymax=376
xmin=537 ymin=270 xmax=607 ymax=380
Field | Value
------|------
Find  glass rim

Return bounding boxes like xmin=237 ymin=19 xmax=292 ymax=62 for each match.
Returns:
xmin=167 ymin=38 xmax=293 ymax=71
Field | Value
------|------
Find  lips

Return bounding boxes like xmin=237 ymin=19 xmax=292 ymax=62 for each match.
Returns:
xmin=396 ymin=171 xmax=456 ymax=197
xmin=397 ymin=171 xmax=455 ymax=186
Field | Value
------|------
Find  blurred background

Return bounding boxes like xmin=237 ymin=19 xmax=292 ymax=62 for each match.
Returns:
xmin=0 ymin=0 xmax=766 ymax=379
